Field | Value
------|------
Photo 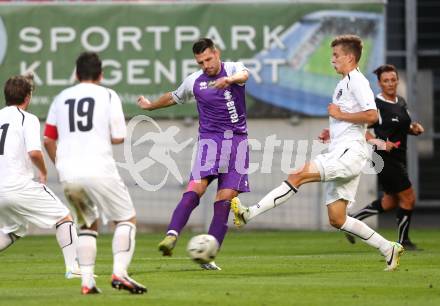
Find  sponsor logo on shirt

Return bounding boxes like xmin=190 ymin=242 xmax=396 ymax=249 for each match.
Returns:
xmin=224 ymin=90 xmax=239 ymax=123
xmin=199 ymin=81 xmax=208 ymax=90
xmin=391 ymin=116 xmax=399 ymax=122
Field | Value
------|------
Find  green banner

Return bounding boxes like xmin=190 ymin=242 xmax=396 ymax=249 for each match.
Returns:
xmin=0 ymin=2 xmax=383 ymax=118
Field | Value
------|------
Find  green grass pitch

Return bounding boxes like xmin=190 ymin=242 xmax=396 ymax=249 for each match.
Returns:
xmin=0 ymin=230 xmax=438 ymax=306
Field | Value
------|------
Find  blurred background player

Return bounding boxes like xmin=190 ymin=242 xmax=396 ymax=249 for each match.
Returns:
xmin=345 ymin=64 xmax=424 ymax=250
xmin=0 ymin=74 xmax=80 ymax=279
xmin=44 ymin=52 xmax=146 ymax=294
xmin=231 ymin=35 xmax=404 ymax=271
xmin=137 ymin=38 xmax=250 ymax=270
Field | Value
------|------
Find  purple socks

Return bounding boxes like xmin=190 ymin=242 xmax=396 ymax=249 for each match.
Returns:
xmin=167 ymin=191 xmax=200 ymax=235
xmin=208 ymin=200 xmax=231 ymax=247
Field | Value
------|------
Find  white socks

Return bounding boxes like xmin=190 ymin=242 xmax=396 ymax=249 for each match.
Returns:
xmin=0 ymin=232 xmax=17 ymax=252
xmin=341 ymin=216 xmax=392 ymax=255
xmin=55 ymin=221 xmax=79 ymax=271
xmin=78 ymin=230 xmax=98 ymax=288
xmin=248 ymin=181 xmax=297 ymax=220
xmin=112 ymin=222 xmax=136 ymax=278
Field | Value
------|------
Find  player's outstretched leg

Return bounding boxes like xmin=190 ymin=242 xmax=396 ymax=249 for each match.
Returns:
xmin=112 ymin=221 xmax=146 ymax=294
xmin=340 ymin=216 xmax=404 ymax=271
xmin=344 ymin=199 xmax=384 ymax=245
xmin=231 ymin=197 xmax=250 ymax=228
xmin=232 ymin=181 xmax=297 ymax=228
xmin=158 ymin=191 xmax=200 ymax=256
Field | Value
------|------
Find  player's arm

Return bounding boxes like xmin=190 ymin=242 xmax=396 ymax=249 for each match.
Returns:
xmin=328 ymin=104 xmax=378 ymax=125
xmin=43 ymin=101 xmax=59 ymax=164
xmin=365 ymin=130 xmax=399 ymax=152
xmin=28 ymin=150 xmax=48 ymax=185
xmin=214 ymin=70 xmax=249 ymax=89
xmin=43 ymin=137 xmax=57 ymax=164
xmin=137 ymin=92 xmax=176 ymax=111
xmin=24 ymin=115 xmax=48 ymax=184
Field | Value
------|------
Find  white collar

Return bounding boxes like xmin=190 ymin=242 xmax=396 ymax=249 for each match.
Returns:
xmin=377 ymin=93 xmax=398 ymax=104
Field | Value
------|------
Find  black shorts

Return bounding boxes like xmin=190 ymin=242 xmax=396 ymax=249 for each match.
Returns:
xmin=375 ymin=154 xmax=411 ymax=194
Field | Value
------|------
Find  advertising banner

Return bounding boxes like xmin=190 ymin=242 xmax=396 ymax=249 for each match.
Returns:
xmin=0 ymin=2 xmax=384 ymax=118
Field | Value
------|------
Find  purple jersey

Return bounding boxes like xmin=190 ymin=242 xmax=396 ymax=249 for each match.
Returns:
xmin=172 ymin=62 xmax=248 ymax=135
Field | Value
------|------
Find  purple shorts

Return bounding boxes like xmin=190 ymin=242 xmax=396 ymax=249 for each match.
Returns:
xmin=190 ymin=131 xmax=250 ymax=193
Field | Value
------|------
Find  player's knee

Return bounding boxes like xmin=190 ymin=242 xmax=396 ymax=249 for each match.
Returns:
xmin=287 ymin=172 xmax=302 ymax=187
xmin=328 ymin=216 xmax=344 ymax=229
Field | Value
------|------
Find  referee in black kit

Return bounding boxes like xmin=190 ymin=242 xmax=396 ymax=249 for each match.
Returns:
xmin=346 ymin=64 xmax=424 ymax=250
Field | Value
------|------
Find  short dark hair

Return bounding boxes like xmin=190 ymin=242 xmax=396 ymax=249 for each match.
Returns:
xmin=373 ymin=64 xmax=399 ymax=81
xmin=192 ymin=38 xmax=216 ymax=55
xmin=4 ymin=74 xmax=35 ymax=106
xmin=76 ymin=52 xmax=102 ymax=81
xmin=331 ymin=34 xmax=363 ymax=63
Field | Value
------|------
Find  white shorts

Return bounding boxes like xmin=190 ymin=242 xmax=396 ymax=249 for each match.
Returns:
xmin=62 ymin=177 xmax=135 ymax=227
xmin=0 ymin=181 xmax=70 ymax=237
xmin=313 ymin=141 xmax=368 ymax=205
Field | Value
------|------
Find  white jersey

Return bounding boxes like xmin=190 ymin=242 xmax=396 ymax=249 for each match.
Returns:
xmin=329 ymin=68 xmax=376 ymax=150
xmin=45 ymin=83 xmax=126 ymax=182
xmin=0 ymin=106 xmax=41 ymax=191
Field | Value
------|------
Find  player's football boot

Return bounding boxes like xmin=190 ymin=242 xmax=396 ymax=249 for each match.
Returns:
xmin=158 ymin=235 xmax=177 ymax=256
xmin=200 ymin=261 xmax=222 ymax=271
xmin=384 ymin=242 xmax=404 ymax=271
xmin=231 ymin=197 xmax=250 ymax=228
xmin=344 ymin=233 xmax=356 ymax=244
xmin=81 ymin=285 xmax=101 ymax=295
xmin=111 ymin=274 xmax=147 ymax=294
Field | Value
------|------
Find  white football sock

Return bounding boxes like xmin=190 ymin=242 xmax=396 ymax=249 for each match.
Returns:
xmin=78 ymin=230 xmax=98 ymax=288
xmin=248 ymin=181 xmax=297 ymax=220
xmin=341 ymin=216 xmax=392 ymax=255
xmin=55 ymin=221 xmax=79 ymax=271
xmin=112 ymin=222 xmax=136 ymax=277
xmin=0 ymin=232 xmax=17 ymax=252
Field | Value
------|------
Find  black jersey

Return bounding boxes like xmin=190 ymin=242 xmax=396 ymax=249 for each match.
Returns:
xmin=370 ymin=95 xmax=412 ymax=164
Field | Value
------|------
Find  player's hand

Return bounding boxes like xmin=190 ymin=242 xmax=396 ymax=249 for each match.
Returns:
xmin=410 ymin=122 xmax=424 ymax=135
xmin=137 ymin=96 xmax=153 ymax=110
xmin=385 ymin=140 xmax=400 ymax=152
xmin=328 ymin=103 xmax=342 ymax=120
xmin=213 ymin=77 xmax=231 ymax=89
xmin=318 ymin=128 xmax=330 ymax=143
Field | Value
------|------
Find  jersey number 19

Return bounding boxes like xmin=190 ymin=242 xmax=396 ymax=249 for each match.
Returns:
xmin=65 ymin=98 xmax=95 ymax=132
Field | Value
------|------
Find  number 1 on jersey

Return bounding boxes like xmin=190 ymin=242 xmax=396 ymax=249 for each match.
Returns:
xmin=0 ymin=123 xmax=10 ymax=155
xmin=65 ymin=98 xmax=95 ymax=132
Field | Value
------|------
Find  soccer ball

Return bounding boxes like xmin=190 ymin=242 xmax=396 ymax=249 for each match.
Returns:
xmin=186 ymin=234 xmax=219 ymax=264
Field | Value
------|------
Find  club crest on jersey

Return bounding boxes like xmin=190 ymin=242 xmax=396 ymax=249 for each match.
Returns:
xmin=336 ymin=89 xmax=343 ymax=100
xmin=199 ymin=81 xmax=208 ymax=90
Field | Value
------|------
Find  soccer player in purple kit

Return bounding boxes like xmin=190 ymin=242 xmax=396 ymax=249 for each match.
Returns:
xmin=137 ymin=38 xmax=250 ymax=270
